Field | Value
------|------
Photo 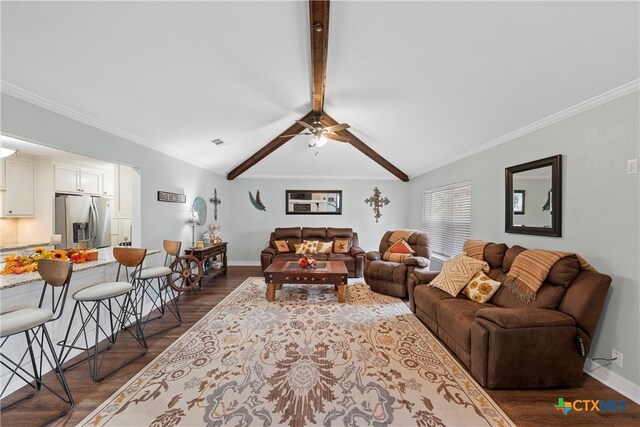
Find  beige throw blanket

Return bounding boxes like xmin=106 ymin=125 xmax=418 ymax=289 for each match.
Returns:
xmin=504 ymin=250 xmax=597 ymax=304
xmin=382 ymin=252 xmax=412 ymax=263
xmin=463 ymin=240 xmax=490 ymax=261
xmin=389 ymin=229 xmax=417 ymax=244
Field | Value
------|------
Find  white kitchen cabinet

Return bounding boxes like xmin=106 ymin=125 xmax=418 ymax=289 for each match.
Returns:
xmin=0 ymin=158 xmax=5 ymax=190
xmin=2 ymin=158 xmax=34 ymax=217
xmin=54 ymin=165 xmax=79 ymax=193
xmin=80 ymin=169 xmax=100 ymax=195
xmin=114 ymin=164 xmax=133 ymax=217
xmin=102 ymin=172 xmax=115 ymax=198
xmin=54 ymin=164 xmax=102 ymax=195
xmin=111 ymin=217 xmax=132 ymax=245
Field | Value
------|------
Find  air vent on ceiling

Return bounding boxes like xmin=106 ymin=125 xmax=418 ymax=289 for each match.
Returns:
xmin=211 ymin=138 xmax=225 ymax=146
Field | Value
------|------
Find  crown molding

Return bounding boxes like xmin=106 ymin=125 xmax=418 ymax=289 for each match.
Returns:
xmin=410 ymin=79 xmax=640 ymax=179
xmin=1 ymin=81 xmax=223 ymax=176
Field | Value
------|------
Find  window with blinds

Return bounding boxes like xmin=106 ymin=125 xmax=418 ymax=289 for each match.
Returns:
xmin=422 ymin=182 xmax=471 ymax=258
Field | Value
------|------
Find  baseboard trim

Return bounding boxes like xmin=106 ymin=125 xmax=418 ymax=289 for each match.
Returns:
xmin=228 ymin=261 xmax=261 ymax=266
xmin=584 ymin=359 xmax=640 ymax=404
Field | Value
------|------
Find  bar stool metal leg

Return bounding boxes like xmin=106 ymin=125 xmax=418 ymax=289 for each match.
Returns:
xmin=131 ymin=240 xmax=183 ymax=338
xmin=1 ymin=325 xmax=74 ymax=426
xmin=57 ymin=291 xmax=147 ymax=382
xmin=133 ymin=274 xmax=182 ymax=338
xmin=57 ymin=247 xmax=148 ymax=382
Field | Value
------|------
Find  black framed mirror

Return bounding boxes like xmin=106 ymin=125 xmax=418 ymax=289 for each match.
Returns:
xmin=285 ymin=190 xmax=342 ymax=215
xmin=505 ymin=154 xmax=562 ymax=237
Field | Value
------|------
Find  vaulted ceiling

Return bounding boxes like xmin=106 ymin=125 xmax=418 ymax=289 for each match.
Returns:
xmin=2 ymin=1 xmax=638 ymax=179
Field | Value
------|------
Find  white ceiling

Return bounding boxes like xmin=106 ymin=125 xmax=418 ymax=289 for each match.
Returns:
xmin=2 ymin=1 xmax=638 ymax=179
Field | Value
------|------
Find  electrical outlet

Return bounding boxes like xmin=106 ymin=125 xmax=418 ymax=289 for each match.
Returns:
xmin=627 ymin=159 xmax=638 ymax=175
xmin=612 ymin=349 xmax=623 ymax=368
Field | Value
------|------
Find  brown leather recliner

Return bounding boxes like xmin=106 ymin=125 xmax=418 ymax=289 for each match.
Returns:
xmin=364 ymin=230 xmax=431 ymax=298
xmin=260 ymin=227 xmax=365 ymax=277
xmin=408 ymin=242 xmax=611 ymax=389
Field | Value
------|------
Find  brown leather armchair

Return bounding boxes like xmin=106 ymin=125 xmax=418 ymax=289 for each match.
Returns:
xmin=364 ymin=230 xmax=431 ymax=298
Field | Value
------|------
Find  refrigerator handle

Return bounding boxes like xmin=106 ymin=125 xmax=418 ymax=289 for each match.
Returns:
xmin=89 ymin=201 xmax=98 ymax=242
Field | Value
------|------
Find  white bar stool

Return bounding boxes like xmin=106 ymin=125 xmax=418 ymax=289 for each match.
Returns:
xmin=130 ymin=240 xmax=182 ymax=338
xmin=57 ymin=247 xmax=147 ymax=382
xmin=0 ymin=259 xmax=74 ymax=425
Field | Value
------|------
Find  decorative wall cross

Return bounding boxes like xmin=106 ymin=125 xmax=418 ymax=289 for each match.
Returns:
xmin=209 ymin=188 xmax=221 ymax=220
xmin=364 ymin=187 xmax=390 ymax=223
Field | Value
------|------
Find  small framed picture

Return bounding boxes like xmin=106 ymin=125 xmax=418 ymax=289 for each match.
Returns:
xmin=513 ymin=190 xmax=525 ymax=215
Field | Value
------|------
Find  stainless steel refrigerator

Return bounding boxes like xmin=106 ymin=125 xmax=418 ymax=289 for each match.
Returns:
xmin=55 ymin=195 xmax=112 ymax=249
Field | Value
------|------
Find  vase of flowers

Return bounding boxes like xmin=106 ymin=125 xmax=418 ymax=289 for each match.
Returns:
xmin=298 ymin=255 xmax=317 ymax=269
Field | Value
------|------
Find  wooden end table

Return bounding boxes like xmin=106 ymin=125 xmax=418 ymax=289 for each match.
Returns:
xmin=263 ymin=260 xmax=349 ymax=303
xmin=184 ymin=242 xmax=227 ymax=289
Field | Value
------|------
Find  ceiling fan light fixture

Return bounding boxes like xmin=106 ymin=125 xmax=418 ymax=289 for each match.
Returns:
xmin=316 ymin=136 xmax=328 ymax=147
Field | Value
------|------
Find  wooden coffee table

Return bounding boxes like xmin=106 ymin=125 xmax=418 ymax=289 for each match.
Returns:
xmin=263 ymin=260 xmax=349 ymax=303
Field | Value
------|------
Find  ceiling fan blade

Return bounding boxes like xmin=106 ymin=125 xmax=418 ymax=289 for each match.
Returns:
xmin=324 ymin=133 xmax=350 ymax=143
xmin=324 ymin=123 xmax=350 ymax=132
xmin=280 ymin=132 xmax=312 ymax=137
xmin=296 ymin=120 xmax=316 ymax=132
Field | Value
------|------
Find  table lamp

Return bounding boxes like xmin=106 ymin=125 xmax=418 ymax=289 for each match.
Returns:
xmin=188 ymin=210 xmax=199 ymax=248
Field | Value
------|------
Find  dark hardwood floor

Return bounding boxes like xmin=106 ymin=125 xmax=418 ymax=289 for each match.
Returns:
xmin=1 ymin=266 xmax=638 ymax=426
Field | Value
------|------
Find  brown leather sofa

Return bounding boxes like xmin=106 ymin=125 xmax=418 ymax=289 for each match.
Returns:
xmin=260 ymin=227 xmax=365 ymax=277
xmin=408 ymin=243 xmax=611 ymax=389
xmin=364 ymin=230 xmax=431 ymax=298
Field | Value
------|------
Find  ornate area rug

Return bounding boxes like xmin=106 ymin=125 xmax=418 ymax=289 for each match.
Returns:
xmin=80 ymin=278 xmax=514 ymax=427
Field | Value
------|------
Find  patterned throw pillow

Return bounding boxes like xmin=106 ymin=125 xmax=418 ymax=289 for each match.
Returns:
xmin=429 ymin=254 xmax=490 ymax=297
xmin=273 ymin=240 xmax=290 ymax=253
xmin=295 ymin=240 xmax=319 ymax=255
xmin=317 ymin=242 xmax=333 ymax=254
xmin=387 ymin=239 xmax=415 ymax=254
xmin=462 ymin=271 xmax=501 ymax=303
xmin=333 ymin=238 xmax=351 ymax=254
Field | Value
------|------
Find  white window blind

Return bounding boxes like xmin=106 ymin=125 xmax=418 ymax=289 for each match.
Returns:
xmin=422 ymin=182 xmax=471 ymax=258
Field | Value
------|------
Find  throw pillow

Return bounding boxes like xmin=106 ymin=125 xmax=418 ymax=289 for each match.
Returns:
xmin=429 ymin=254 xmax=490 ymax=297
xmin=295 ymin=240 xmax=319 ymax=255
xmin=387 ymin=239 xmax=415 ymax=254
xmin=333 ymin=238 xmax=351 ymax=254
xmin=317 ymin=241 xmax=333 ymax=254
xmin=462 ymin=271 xmax=501 ymax=303
xmin=273 ymin=240 xmax=290 ymax=253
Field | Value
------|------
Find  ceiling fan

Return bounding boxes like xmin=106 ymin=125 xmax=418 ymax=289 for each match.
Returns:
xmin=227 ymin=1 xmax=408 ymax=181
xmin=281 ymin=117 xmax=350 ymax=148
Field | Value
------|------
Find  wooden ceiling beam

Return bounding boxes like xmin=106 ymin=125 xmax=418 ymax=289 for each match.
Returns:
xmin=227 ymin=111 xmax=314 ymax=180
xmin=321 ymin=112 xmax=410 ymax=182
xmin=310 ymin=0 xmax=330 ymax=116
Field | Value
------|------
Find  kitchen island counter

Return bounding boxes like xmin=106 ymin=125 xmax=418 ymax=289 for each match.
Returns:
xmin=0 ymin=247 xmax=161 ymax=290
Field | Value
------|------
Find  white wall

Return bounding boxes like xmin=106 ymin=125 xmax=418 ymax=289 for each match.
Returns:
xmin=408 ymin=93 xmax=640 ymax=389
xmin=227 ymin=178 xmax=409 ymax=263
xmin=1 ymin=94 xmax=229 ymax=254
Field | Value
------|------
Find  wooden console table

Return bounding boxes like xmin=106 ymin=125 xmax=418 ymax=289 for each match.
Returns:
xmin=185 ymin=242 xmax=227 ymax=289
